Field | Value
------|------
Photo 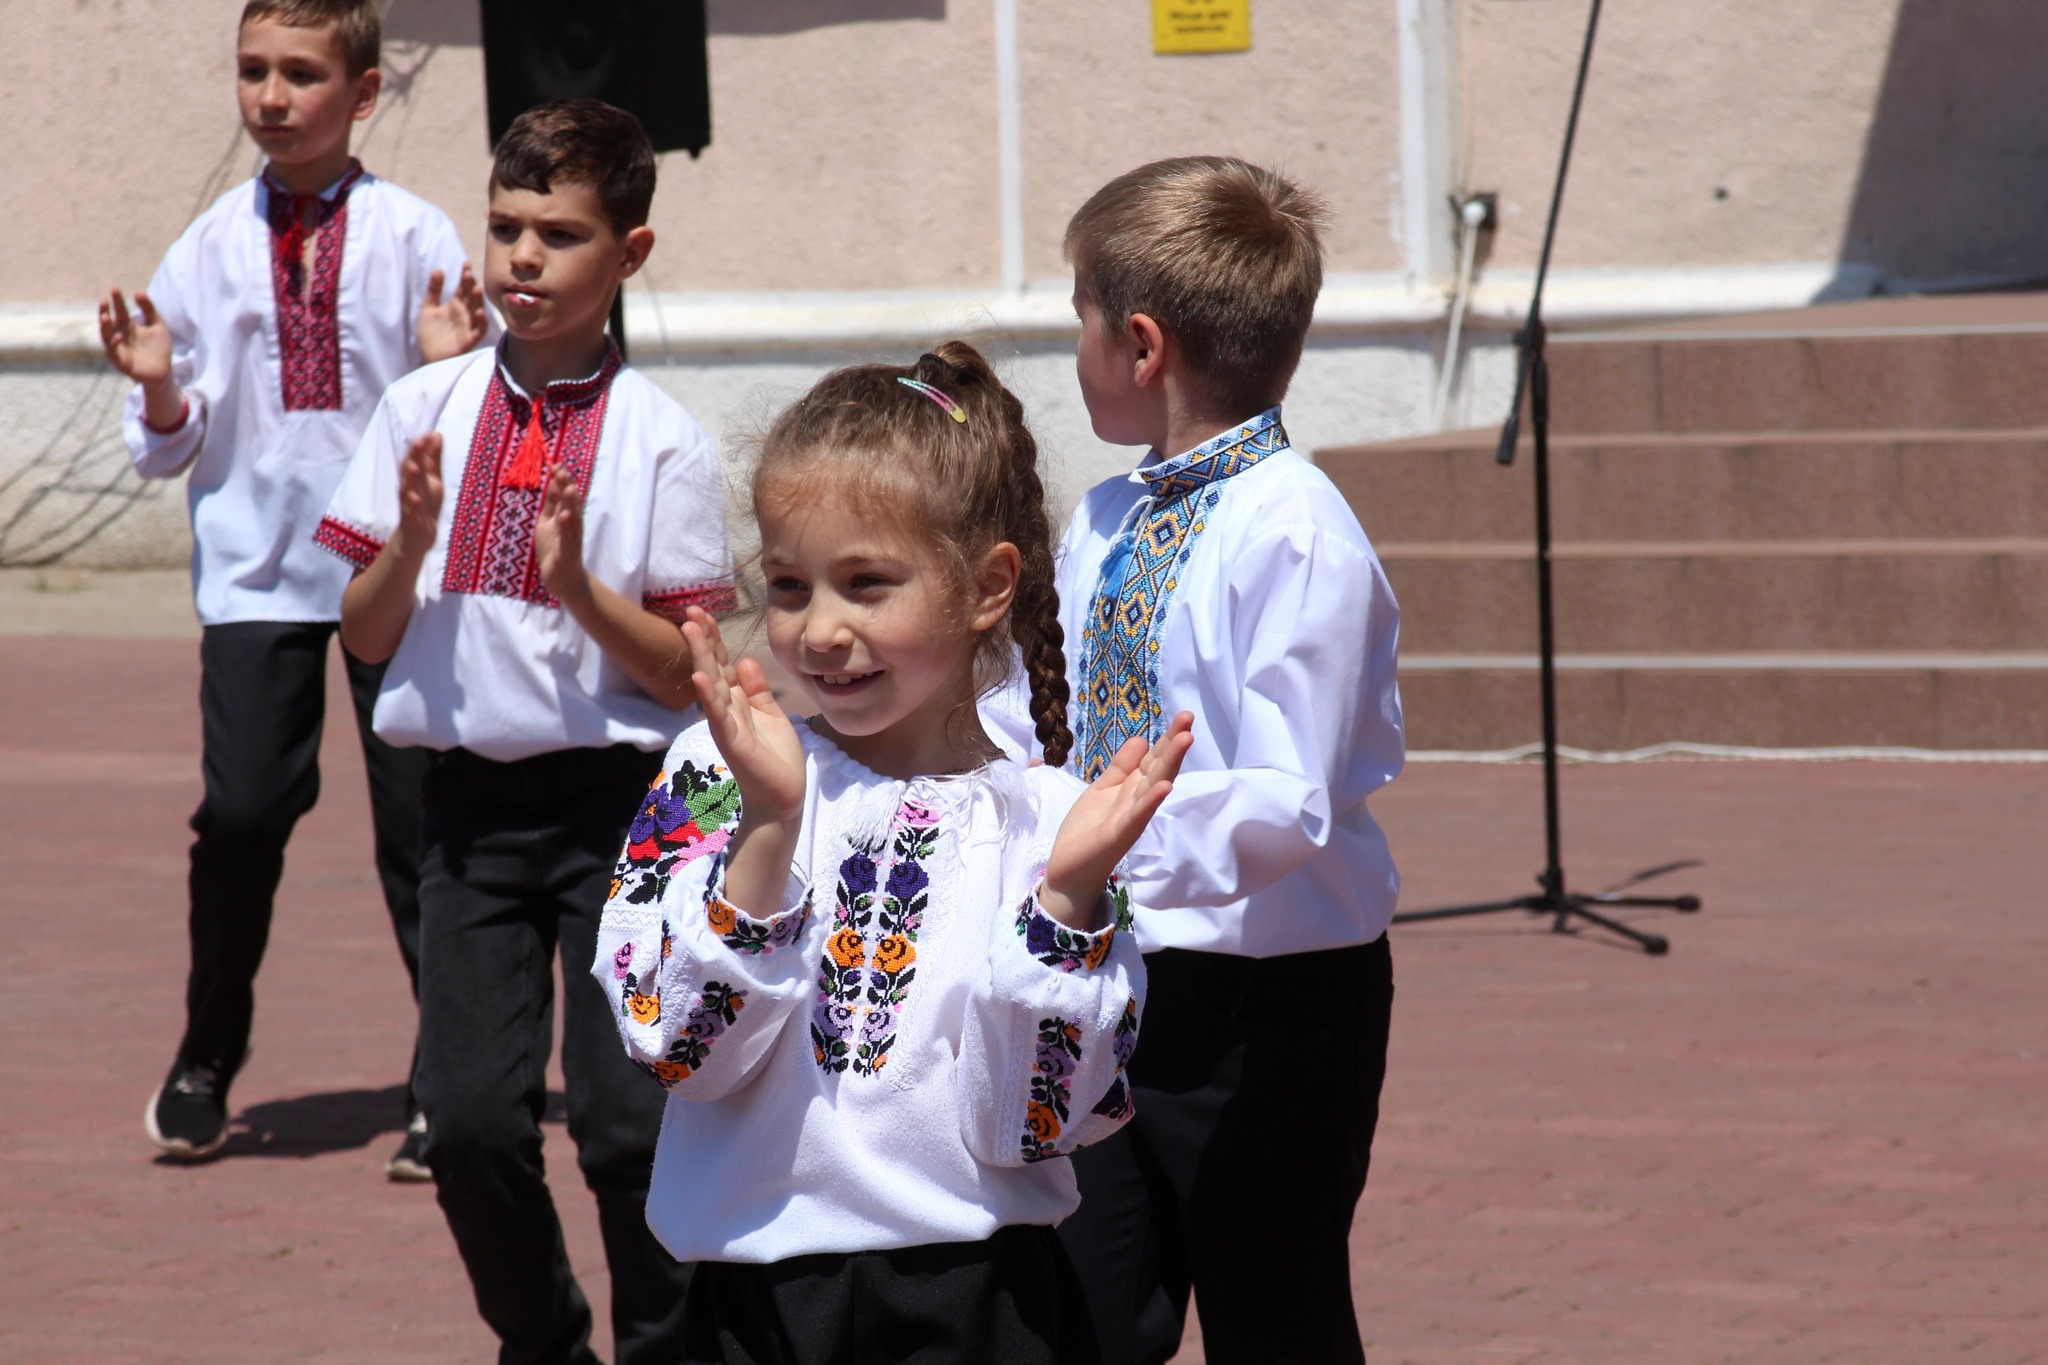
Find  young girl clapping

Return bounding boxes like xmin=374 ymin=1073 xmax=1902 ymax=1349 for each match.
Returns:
xmin=593 ymin=342 xmax=1191 ymax=1364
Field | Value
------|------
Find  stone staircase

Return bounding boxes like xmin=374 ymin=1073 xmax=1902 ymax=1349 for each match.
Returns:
xmin=1318 ymin=293 xmax=2048 ymax=751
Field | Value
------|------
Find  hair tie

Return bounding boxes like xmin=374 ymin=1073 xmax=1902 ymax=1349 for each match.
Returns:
xmin=897 ymin=376 xmax=967 ymax=424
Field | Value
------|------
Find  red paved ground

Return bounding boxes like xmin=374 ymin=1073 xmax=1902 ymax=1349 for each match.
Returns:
xmin=2 ymin=638 xmax=2044 ymax=1363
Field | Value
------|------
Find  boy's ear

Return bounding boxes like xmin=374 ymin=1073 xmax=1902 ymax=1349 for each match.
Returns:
xmin=350 ymin=66 xmax=382 ymax=123
xmin=968 ymin=541 xmax=1023 ymax=633
xmin=1127 ymin=313 xmax=1168 ymax=390
xmin=618 ymin=226 xmax=657 ymax=280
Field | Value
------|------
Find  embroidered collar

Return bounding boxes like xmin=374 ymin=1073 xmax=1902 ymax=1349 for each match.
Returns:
xmin=494 ymin=340 xmax=623 ymax=410
xmin=1128 ymin=406 xmax=1289 ymax=500
xmin=261 ymin=159 xmax=366 ymax=206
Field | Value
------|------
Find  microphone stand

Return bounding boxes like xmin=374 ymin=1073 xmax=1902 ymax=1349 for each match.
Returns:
xmin=1390 ymin=0 xmax=1700 ymax=954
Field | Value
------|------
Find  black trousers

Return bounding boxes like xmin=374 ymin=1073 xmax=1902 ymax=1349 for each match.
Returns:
xmin=414 ymin=744 xmax=690 ymax=1365
xmin=183 ymin=621 xmax=425 ymax=1103
xmin=681 ymin=1225 xmax=1100 ymax=1365
xmin=1058 ymin=938 xmax=1395 ymax=1365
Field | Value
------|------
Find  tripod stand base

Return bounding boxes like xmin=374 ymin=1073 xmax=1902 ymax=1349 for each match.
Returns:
xmin=1392 ymin=890 xmax=1699 ymax=955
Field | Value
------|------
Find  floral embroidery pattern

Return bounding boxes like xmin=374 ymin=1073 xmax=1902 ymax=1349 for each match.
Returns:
xmin=810 ymin=800 xmax=938 ymax=1077
xmin=613 ymin=758 xmax=741 ymax=907
xmin=620 ymin=970 xmax=661 ymax=1026
xmin=1014 ymin=872 xmax=1128 ymax=972
xmin=441 ymin=346 xmax=621 ymax=605
xmin=636 ymin=980 xmax=747 ymax=1089
xmin=707 ymin=891 xmax=811 ymax=955
xmin=1022 ymin=1016 xmax=1083 ymax=1163
xmin=1090 ymin=999 xmax=1142 ymax=1121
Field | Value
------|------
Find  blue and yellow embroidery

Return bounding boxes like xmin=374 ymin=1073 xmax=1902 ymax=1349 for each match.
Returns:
xmin=1074 ymin=408 xmax=1289 ymax=780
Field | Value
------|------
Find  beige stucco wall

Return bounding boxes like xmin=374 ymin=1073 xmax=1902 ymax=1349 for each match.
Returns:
xmin=1461 ymin=0 xmax=1898 ymax=272
xmin=4 ymin=0 xmax=2004 ymax=309
xmin=1017 ymin=0 xmax=1408 ymax=281
xmin=0 ymin=0 xmax=1410 ymax=306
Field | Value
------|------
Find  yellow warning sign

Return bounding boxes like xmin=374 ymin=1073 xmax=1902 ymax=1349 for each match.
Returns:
xmin=1152 ymin=0 xmax=1251 ymax=54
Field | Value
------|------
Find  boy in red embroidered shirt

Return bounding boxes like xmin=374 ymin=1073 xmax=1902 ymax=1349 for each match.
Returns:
xmin=98 ymin=0 xmax=487 ymax=1173
xmin=325 ymin=99 xmax=734 ymax=1364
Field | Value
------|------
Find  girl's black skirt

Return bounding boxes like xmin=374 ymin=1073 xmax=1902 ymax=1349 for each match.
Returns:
xmin=680 ymin=1222 xmax=1101 ymax=1364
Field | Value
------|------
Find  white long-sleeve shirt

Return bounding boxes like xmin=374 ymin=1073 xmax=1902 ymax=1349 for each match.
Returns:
xmin=318 ymin=344 xmax=735 ymax=761
xmin=123 ymin=165 xmax=474 ymax=626
xmin=990 ymin=407 xmax=1404 ymax=957
xmin=594 ymin=721 xmax=1143 ymax=1263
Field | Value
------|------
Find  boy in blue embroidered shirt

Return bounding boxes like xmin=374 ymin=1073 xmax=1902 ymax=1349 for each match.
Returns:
xmin=1035 ymin=157 xmax=1405 ymax=1364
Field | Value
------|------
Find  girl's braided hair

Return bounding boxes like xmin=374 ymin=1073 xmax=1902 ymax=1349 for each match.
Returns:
xmin=754 ymin=341 xmax=1073 ymax=766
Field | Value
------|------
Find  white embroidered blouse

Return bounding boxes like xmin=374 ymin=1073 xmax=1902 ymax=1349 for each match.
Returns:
xmin=593 ymin=721 xmax=1144 ymax=1264
xmin=318 ymin=345 xmax=735 ymax=761
xmin=123 ymin=166 xmax=476 ymax=627
xmin=988 ymin=407 xmax=1405 ymax=958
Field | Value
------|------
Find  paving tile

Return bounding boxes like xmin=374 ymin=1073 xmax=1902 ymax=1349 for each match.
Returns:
xmin=2 ymin=641 xmax=2045 ymax=1363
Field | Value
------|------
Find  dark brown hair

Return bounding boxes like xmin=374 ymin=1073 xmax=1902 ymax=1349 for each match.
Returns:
xmin=491 ymin=100 xmax=657 ymax=235
xmin=240 ymin=0 xmax=379 ymax=78
xmin=1066 ymin=156 xmax=1328 ymax=416
xmin=754 ymin=342 xmax=1073 ymax=767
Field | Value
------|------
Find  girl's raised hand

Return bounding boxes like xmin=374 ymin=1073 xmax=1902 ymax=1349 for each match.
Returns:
xmin=682 ymin=606 xmax=807 ymax=826
xmin=1042 ymin=711 xmax=1195 ymax=929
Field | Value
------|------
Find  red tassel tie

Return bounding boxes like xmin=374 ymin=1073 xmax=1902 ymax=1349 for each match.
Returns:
xmin=501 ymin=402 xmax=550 ymax=490
xmin=279 ymin=196 xmax=315 ymax=289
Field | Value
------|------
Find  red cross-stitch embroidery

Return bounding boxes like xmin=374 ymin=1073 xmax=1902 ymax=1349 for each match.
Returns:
xmin=441 ymin=347 xmax=622 ymax=605
xmin=312 ymin=515 xmax=384 ymax=570
xmin=642 ymin=583 xmax=740 ymax=624
xmin=266 ymin=163 xmax=363 ymax=412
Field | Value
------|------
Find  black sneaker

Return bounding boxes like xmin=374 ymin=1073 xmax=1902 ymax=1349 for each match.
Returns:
xmin=145 ymin=1061 xmax=230 ymax=1161
xmin=385 ymin=1112 xmax=432 ymax=1183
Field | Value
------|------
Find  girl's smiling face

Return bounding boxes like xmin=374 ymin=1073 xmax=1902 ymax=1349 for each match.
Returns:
xmin=757 ymin=476 xmax=1018 ymax=780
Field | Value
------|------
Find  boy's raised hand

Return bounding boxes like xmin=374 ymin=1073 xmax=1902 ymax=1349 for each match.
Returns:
xmin=416 ymin=265 xmax=488 ymax=363
xmin=534 ymin=464 xmax=589 ymax=604
xmin=394 ymin=433 xmax=444 ymax=558
xmin=98 ymin=288 xmax=173 ymax=387
xmin=682 ymin=606 xmax=807 ymax=827
xmin=1042 ymin=712 xmax=1195 ymax=929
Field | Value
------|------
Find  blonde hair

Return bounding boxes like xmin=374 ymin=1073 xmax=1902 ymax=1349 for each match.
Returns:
xmin=241 ymin=0 xmax=379 ymax=77
xmin=754 ymin=342 xmax=1073 ymax=766
xmin=1065 ymin=156 xmax=1328 ymax=415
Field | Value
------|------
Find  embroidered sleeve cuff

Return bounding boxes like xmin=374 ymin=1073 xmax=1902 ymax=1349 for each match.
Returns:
xmin=1013 ymin=875 xmax=1131 ymax=973
xmin=706 ymin=885 xmax=811 ymax=956
xmin=643 ymin=582 xmax=740 ymax=624
xmin=141 ymin=397 xmax=192 ymax=436
xmin=313 ymin=515 xmax=385 ymax=569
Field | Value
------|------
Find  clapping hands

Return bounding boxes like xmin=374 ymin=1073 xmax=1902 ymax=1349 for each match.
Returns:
xmin=394 ymin=433 xmax=444 ymax=559
xmin=1041 ymin=713 xmax=1194 ymax=929
xmin=681 ymin=606 xmax=807 ymax=828
xmin=98 ymin=288 xmax=174 ymax=388
xmin=416 ymin=265 xmax=488 ymax=363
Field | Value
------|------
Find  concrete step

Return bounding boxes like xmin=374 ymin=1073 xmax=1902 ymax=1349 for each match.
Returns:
xmin=1321 ymin=427 xmax=2048 ymax=544
xmin=1399 ymin=654 xmax=2048 ymax=751
xmin=1545 ymin=292 xmax=2048 ymax=435
xmin=1380 ymin=541 xmax=2048 ymax=653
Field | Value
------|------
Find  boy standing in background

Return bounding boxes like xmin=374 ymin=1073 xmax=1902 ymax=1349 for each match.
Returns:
xmin=99 ymin=0 xmax=486 ymax=1173
xmin=1044 ymin=157 xmax=1405 ymax=1365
